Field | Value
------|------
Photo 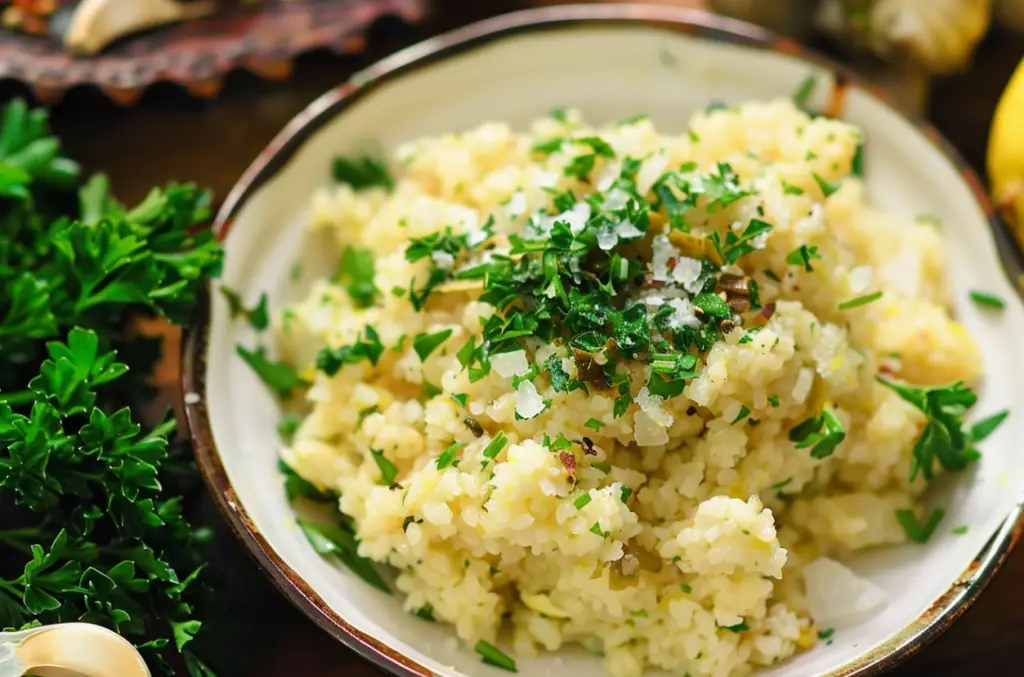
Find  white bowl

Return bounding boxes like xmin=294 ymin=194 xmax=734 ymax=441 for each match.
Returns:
xmin=183 ymin=5 xmax=1024 ymax=677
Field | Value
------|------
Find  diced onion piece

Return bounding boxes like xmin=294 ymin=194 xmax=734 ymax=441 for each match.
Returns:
xmin=803 ymin=557 xmax=887 ymax=626
xmin=520 ymin=592 xmax=571 ymax=619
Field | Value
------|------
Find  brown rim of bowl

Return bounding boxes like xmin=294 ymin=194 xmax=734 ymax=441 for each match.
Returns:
xmin=182 ymin=4 xmax=1024 ymax=677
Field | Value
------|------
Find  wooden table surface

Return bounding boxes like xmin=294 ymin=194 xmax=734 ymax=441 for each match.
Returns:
xmin=4 ymin=1 xmax=1022 ymax=675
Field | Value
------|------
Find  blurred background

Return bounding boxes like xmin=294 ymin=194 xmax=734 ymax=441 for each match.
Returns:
xmin=0 ymin=1 xmax=1019 ymax=676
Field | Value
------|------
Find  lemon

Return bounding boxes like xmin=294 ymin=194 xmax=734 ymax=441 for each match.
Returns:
xmin=988 ymin=57 xmax=1024 ymax=235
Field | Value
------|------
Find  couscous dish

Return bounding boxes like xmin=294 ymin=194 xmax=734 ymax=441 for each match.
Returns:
xmin=239 ymin=98 xmax=1005 ymax=677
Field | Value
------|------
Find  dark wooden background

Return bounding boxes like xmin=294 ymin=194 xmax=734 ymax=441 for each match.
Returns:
xmin=3 ymin=0 xmax=1021 ymax=674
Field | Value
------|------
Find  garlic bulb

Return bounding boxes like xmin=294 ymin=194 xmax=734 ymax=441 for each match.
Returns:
xmin=865 ymin=0 xmax=993 ymax=75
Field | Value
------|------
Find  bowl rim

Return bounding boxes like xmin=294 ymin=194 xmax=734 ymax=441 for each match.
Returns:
xmin=182 ymin=4 xmax=1024 ymax=677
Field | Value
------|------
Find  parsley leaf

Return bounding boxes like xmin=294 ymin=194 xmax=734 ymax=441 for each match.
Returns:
xmin=237 ymin=345 xmax=308 ymax=398
xmin=335 ymin=246 xmax=378 ymax=308
xmin=969 ymin=290 xmax=1005 ymax=310
xmin=895 ymin=508 xmax=945 ymax=544
xmin=296 ymin=518 xmax=390 ymax=592
xmin=332 ymin=155 xmax=393 ymax=191
xmin=413 ymin=329 xmax=453 ymax=362
xmin=474 ymin=640 xmax=517 ymax=672
xmin=219 ymin=287 xmax=269 ymax=330
xmin=786 ymin=245 xmax=822 ymax=272
xmin=876 ymin=378 xmax=990 ymax=481
xmin=789 ymin=409 xmax=846 ymax=459
xmin=370 ymin=448 xmax=398 ymax=485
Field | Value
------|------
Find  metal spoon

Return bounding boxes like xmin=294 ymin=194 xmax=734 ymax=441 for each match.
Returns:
xmin=0 ymin=624 xmax=149 ymax=677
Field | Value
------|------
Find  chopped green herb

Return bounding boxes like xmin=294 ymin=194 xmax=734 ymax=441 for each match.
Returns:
xmin=896 ymin=508 xmax=945 ymax=544
xmin=768 ymin=396 xmax=780 ymax=408
xmin=619 ymin=113 xmax=648 ymax=126
xmin=277 ymin=414 xmax=302 ymax=442
xmin=316 ymin=326 xmax=385 ymax=374
xmin=332 ymin=155 xmax=393 ymax=191
xmin=952 ymin=525 xmax=968 ymax=535
xmin=482 ymin=431 xmax=509 ymax=463
xmin=876 ymin=378 xmax=993 ymax=481
xmin=914 ymin=214 xmax=941 ymax=228
xmin=781 ymin=181 xmax=804 ymax=196
xmin=413 ymin=328 xmax=453 ymax=362
xmin=279 ymin=459 xmax=335 ymax=503
xmin=391 ymin=285 xmax=406 ymax=297
xmin=680 ymin=584 xmax=693 ymax=594
xmin=474 ymin=640 xmax=517 ymax=673
xmin=688 ymin=129 xmax=701 ymax=143
xmin=220 ymin=287 xmax=270 ymax=330
xmin=590 ymin=522 xmax=608 ymax=537
xmin=237 ymin=345 xmax=308 ymax=398
xmin=763 ymin=268 xmax=782 ymax=283
xmin=574 ymin=493 xmax=593 ymax=509
xmin=812 ymin=173 xmax=840 ymax=197
xmin=421 ymin=380 xmax=442 ymax=399
xmin=732 ymin=405 xmax=751 ymax=424
xmin=838 ymin=291 xmax=882 ymax=310
xmin=451 ymin=393 xmax=469 ymax=408
xmin=969 ymin=290 xmax=1005 ymax=310
xmin=297 ymin=518 xmax=390 ymax=593
xmin=817 ymin=628 xmax=835 ymax=641
xmin=620 ymin=486 xmax=632 ymax=502
xmin=851 ymin=143 xmax=865 ymax=177
xmin=786 ymin=244 xmax=822 ymax=272
xmin=413 ymin=605 xmax=435 ymax=621
xmin=336 ymin=246 xmax=378 ymax=308
xmin=436 ymin=442 xmax=466 ymax=470
xmin=584 ymin=417 xmax=605 ymax=431
xmin=370 ymin=448 xmax=399 ymax=485
xmin=968 ymin=410 xmax=1009 ymax=442
xmin=550 ymin=108 xmax=568 ymax=123
xmin=789 ymin=409 xmax=846 ymax=459
xmin=793 ymin=75 xmax=818 ymax=110
xmin=592 ymin=462 xmax=612 ymax=474
xmin=631 ymin=609 xmax=649 ymax=618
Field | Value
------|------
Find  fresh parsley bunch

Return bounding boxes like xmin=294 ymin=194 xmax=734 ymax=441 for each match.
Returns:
xmin=0 ymin=99 xmax=225 ymax=675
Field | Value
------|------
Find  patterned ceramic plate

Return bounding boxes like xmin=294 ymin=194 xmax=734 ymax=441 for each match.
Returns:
xmin=0 ymin=0 xmax=426 ymax=104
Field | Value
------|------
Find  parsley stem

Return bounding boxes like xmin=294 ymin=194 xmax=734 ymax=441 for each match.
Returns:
xmin=0 ymin=389 xmax=35 ymax=406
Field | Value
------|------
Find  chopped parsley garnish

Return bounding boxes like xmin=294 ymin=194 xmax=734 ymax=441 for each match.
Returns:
xmin=436 ymin=442 xmax=466 ymax=470
xmin=895 ymin=508 xmax=945 ymax=544
xmin=451 ymin=393 xmax=469 ymax=408
xmin=413 ymin=605 xmax=435 ymax=621
xmin=812 ymin=172 xmax=840 ymax=197
xmin=618 ymin=113 xmax=648 ymax=126
xmin=574 ymin=493 xmax=593 ymax=509
xmin=763 ymin=268 xmax=782 ymax=283
xmin=768 ymin=396 xmax=780 ymax=408
xmin=915 ymin=214 xmax=941 ymax=228
xmin=236 ymin=345 xmax=308 ymax=398
xmin=592 ymin=462 xmax=612 ymax=474
xmin=482 ymin=431 xmax=508 ymax=465
xmin=584 ymin=417 xmax=605 ymax=431
xmin=838 ymin=291 xmax=882 ymax=310
xmin=786 ymin=244 xmax=822 ymax=272
xmin=792 ymin=75 xmax=818 ymax=111
xmin=220 ymin=286 xmax=269 ymax=330
xmin=851 ymin=143 xmax=865 ymax=177
xmin=732 ymin=405 xmax=751 ymax=424
xmin=316 ymin=326 xmax=385 ymax=374
xmin=277 ymin=414 xmax=302 ymax=442
xmin=781 ymin=181 xmax=804 ymax=196
xmin=413 ymin=328 xmax=453 ymax=362
xmin=590 ymin=522 xmax=609 ymax=537
xmin=297 ymin=518 xmax=389 ymax=593
xmin=789 ymin=409 xmax=846 ymax=459
xmin=817 ymin=628 xmax=835 ymax=641
xmin=631 ymin=609 xmax=649 ymax=618
xmin=877 ymin=378 xmax=997 ymax=481
xmin=968 ymin=410 xmax=1009 ymax=442
xmin=953 ymin=525 xmax=968 ymax=535
xmin=332 ymin=154 xmax=393 ymax=191
xmin=969 ymin=290 xmax=1005 ymax=310
xmin=680 ymin=584 xmax=693 ymax=594
xmin=474 ymin=640 xmax=517 ymax=673
xmin=550 ymin=108 xmax=568 ymax=123
xmin=279 ymin=459 xmax=334 ymax=504
xmin=335 ymin=246 xmax=378 ymax=308
xmin=370 ymin=448 xmax=398 ymax=485
xmin=620 ymin=486 xmax=632 ymax=502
